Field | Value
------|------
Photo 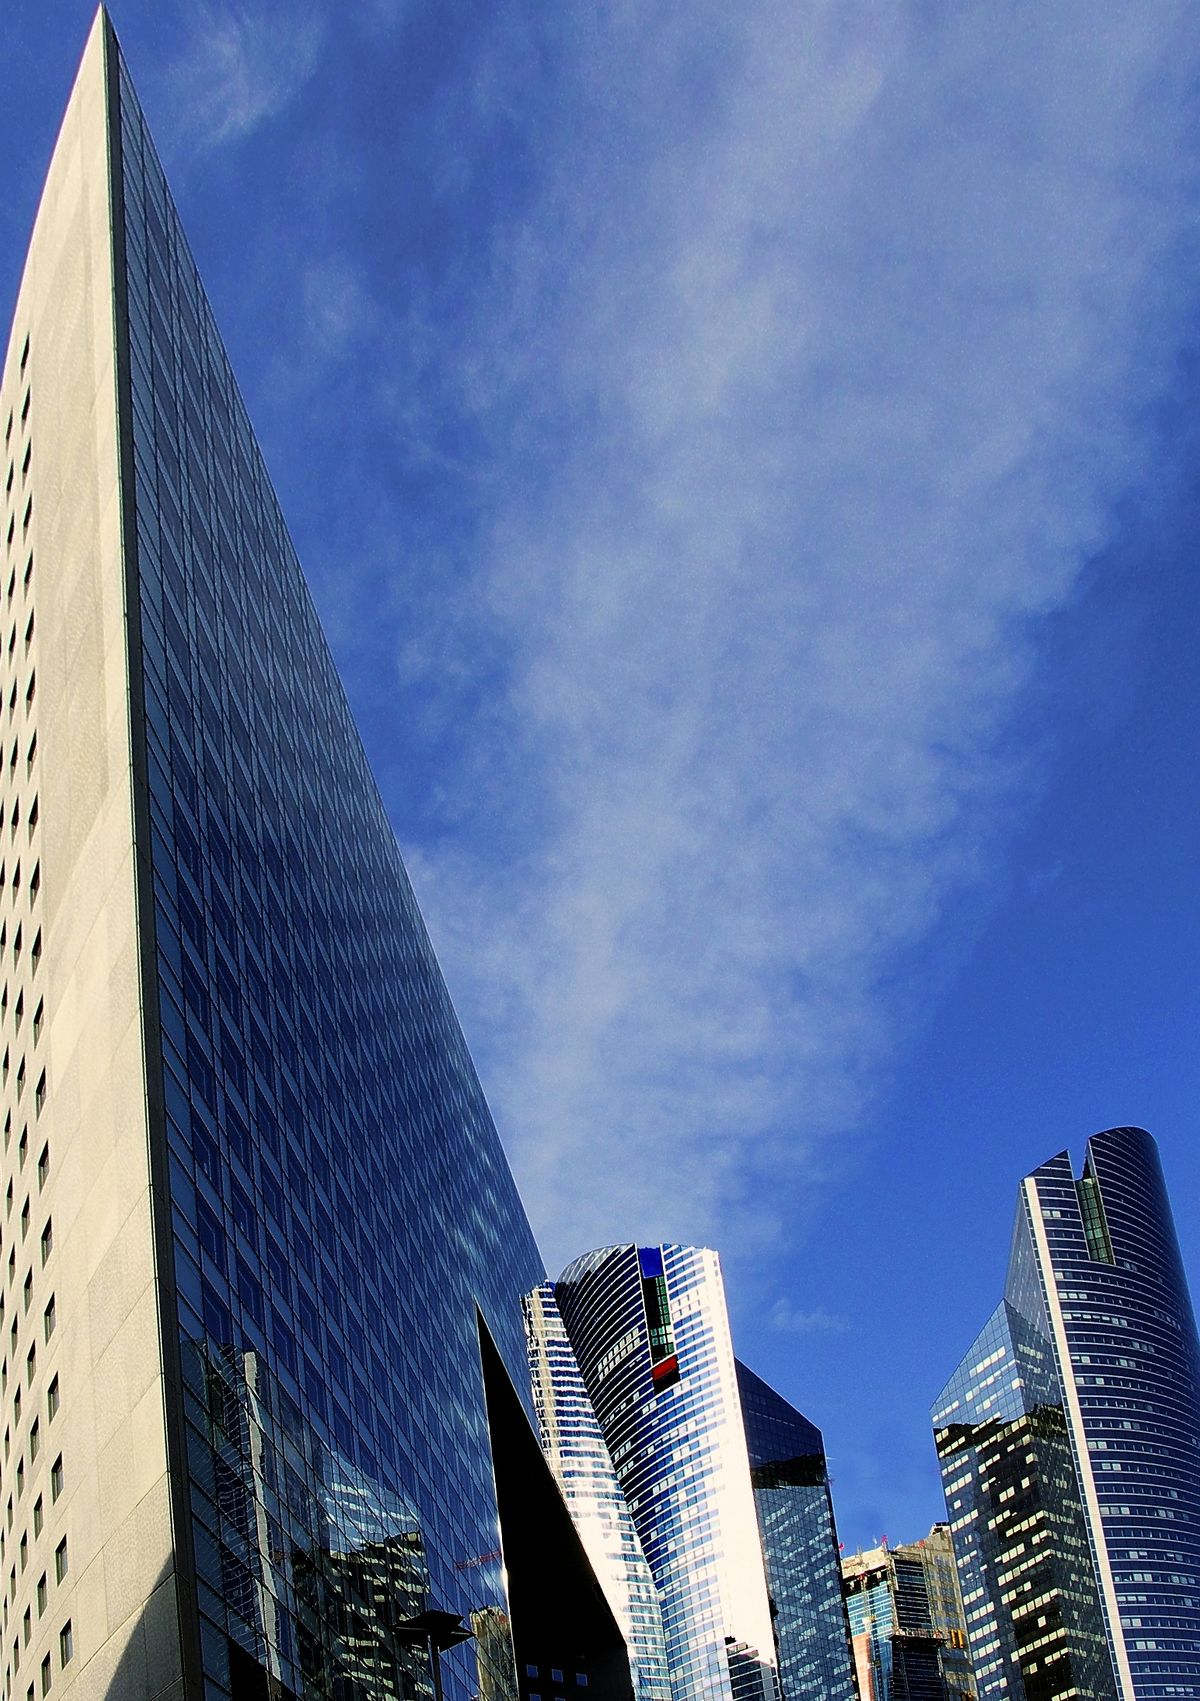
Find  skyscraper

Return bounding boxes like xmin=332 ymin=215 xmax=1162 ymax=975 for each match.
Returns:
xmin=550 ymin=1245 xmax=780 ymax=1701
xmin=1 ymin=13 xmax=630 ymax=1699
xmin=934 ymin=1126 xmax=1200 ymax=1701
xmin=933 ymin=1302 xmax=1116 ymax=1700
xmin=524 ymin=1283 xmax=672 ymax=1701
xmin=842 ymin=1535 xmax=966 ymax=1701
xmin=735 ymin=1360 xmax=858 ymax=1701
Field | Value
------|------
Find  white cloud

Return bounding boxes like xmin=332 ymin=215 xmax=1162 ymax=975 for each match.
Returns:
xmin=304 ymin=2 xmax=1200 ymax=1277
xmin=162 ymin=2 xmax=322 ymax=152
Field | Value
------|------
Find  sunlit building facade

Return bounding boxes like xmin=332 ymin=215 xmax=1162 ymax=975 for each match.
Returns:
xmin=524 ymin=1282 xmax=672 ymax=1701
xmin=552 ymin=1245 xmax=780 ymax=1701
xmin=0 ymin=13 xmax=632 ymax=1699
xmin=934 ymin=1126 xmax=1200 ymax=1701
xmin=735 ymin=1360 xmax=858 ymax=1701
xmin=843 ymin=1537 xmax=962 ymax=1701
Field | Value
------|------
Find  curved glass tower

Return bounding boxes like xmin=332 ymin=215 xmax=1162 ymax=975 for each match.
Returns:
xmin=554 ymin=1245 xmax=779 ymax=1701
xmin=934 ymin=1126 xmax=1200 ymax=1701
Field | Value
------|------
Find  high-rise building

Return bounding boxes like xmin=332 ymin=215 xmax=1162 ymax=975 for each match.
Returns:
xmin=1 ymin=13 xmax=632 ymax=1700
xmin=917 ymin=1525 xmax=976 ymax=1701
xmin=524 ymin=1282 xmax=672 ymax=1701
xmin=933 ymin=1301 xmax=1116 ymax=1700
xmin=842 ymin=1535 xmax=965 ymax=1701
xmin=933 ymin=1126 xmax=1200 ymax=1701
xmin=550 ymin=1245 xmax=780 ymax=1701
xmin=735 ymin=1360 xmax=858 ymax=1701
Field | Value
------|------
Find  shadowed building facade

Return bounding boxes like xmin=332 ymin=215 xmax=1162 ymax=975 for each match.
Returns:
xmin=0 ymin=12 xmax=631 ymax=1699
xmin=735 ymin=1361 xmax=858 ymax=1701
xmin=934 ymin=1127 xmax=1200 ymax=1701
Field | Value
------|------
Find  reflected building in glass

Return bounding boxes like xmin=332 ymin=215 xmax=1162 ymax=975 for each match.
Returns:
xmin=0 ymin=12 xmax=632 ymax=1700
xmin=933 ymin=1127 xmax=1200 ymax=1701
xmin=735 ymin=1361 xmax=858 ymax=1701
xmin=549 ymin=1246 xmax=780 ymax=1701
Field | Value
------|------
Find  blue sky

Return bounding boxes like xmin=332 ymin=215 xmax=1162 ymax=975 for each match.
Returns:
xmin=4 ymin=1 xmax=1199 ymax=1553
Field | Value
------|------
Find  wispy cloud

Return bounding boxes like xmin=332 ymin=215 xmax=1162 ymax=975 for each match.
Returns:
xmin=769 ymin=1303 xmax=852 ymax=1337
xmin=160 ymin=2 xmax=322 ymax=153
xmin=280 ymin=2 xmax=1200 ymax=1277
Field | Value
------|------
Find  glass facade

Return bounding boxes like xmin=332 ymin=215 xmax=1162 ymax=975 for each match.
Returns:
xmin=735 ymin=1360 xmax=857 ymax=1701
xmin=0 ymin=19 xmax=640 ymax=1700
xmin=553 ymin=1246 xmax=779 ymax=1701
xmin=933 ymin=1303 xmax=1116 ymax=1700
xmin=935 ymin=1127 xmax=1200 ymax=1701
xmin=524 ymin=1283 xmax=672 ymax=1701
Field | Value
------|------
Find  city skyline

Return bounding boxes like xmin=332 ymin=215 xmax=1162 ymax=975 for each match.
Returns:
xmin=3 ymin=1 xmax=1200 ymax=1558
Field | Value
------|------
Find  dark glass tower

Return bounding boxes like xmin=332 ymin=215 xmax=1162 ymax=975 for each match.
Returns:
xmin=934 ymin=1127 xmax=1200 ymax=1701
xmin=933 ymin=1304 xmax=1117 ymax=1700
xmin=735 ymin=1361 xmax=857 ymax=1701
xmin=1 ymin=14 xmax=630 ymax=1699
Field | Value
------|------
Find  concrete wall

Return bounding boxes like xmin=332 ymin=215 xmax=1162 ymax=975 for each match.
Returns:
xmin=0 ymin=12 xmax=182 ymax=1697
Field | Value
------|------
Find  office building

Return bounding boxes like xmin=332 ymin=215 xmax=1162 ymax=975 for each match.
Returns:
xmin=524 ymin=1283 xmax=672 ymax=1701
xmin=1 ymin=13 xmax=632 ymax=1700
xmin=735 ymin=1360 xmax=858 ymax=1701
xmin=550 ymin=1245 xmax=780 ymax=1701
xmin=934 ymin=1126 xmax=1200 ymax=1701
xmin=917 ymin=1526 xmax=976 ymax=1701
xmin=843 ymin=1535 xmax=966 ymax=1701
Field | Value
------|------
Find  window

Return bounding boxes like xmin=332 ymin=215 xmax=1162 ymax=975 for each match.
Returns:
xmin=30 ymin=1501 xmax=39 ymax=1539
xmin=27 ymin=1423 xmax=36 ymax=1464
xmin=32 ymin=1076 xmax=43 ymax=1119
xmin=41 ymin=1300 xmax=52 ymax=1343
xmin=38 ymin=1223 xmax=49 ymax=1265
xmin=38 ymin=1651 xmax=48 ymax=1695
xmin=45 ymin=1378 xmax=57 ymax=1422
xmin=22 ymin=1272 xmax=31 ymax=1313
xmin=48 ymin=1458 xmax=61 ymax=1503
xmin=18 ymin=1534 xmax=25 ymax=1572
xmin=34 ymin=1577 xmax=43 ymax=1618
xmin=34 ymin=1149 xmax=45 ymax=1191
xmin=19 ymin=1200 xmax=28 ymax=1242
xmin=24 ymin=1344 xmax=34 ymax=1385
xmin=20 ymin=1608 xmax=27 ymax=1646
xmin=57 ymin=1623 xmax=70 ymax=1668
xmin=52 ymin=1541 xmax=65 ymax=1585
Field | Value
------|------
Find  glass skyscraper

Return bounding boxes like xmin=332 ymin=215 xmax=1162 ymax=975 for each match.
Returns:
xmin=735 ymin=1360 xmax=858 ymax=1701
xmin=550 ymin=1246 xmax=780 ymax=1701
xmin=1 ymin=14 xmax=631 ymax=1700
xmin=934 ymin=1126 xmax=1200 ymax=1701
xmin=524 ymin=1282 xmax=672 ymax=1701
